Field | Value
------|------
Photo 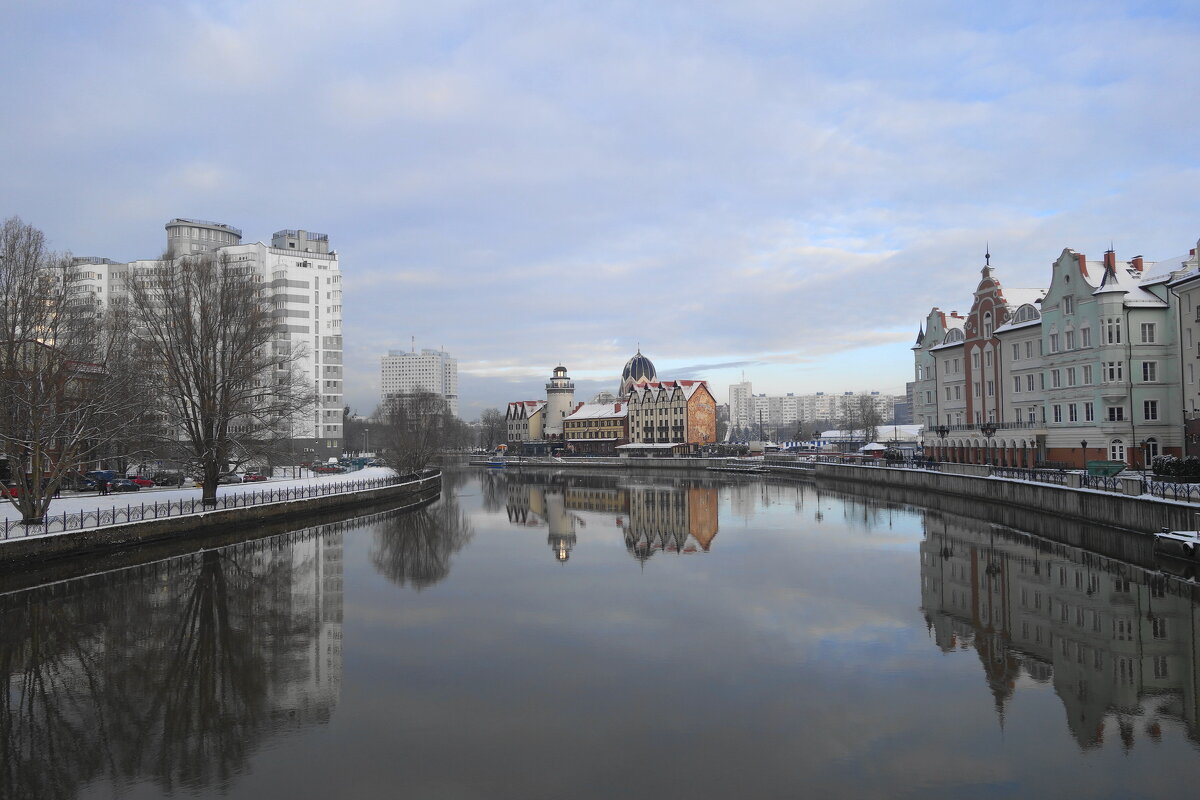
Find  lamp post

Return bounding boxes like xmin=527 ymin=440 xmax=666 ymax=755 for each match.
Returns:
xmin=933 ymin=424 xmax=949 ymax=462
xmin=1080 ymin=440 xmax=1088 ymax=471
xmin=980 ymin=421 xmax=998 ymax=466
xmin=363 ymin=427 xmax=369 ymax=456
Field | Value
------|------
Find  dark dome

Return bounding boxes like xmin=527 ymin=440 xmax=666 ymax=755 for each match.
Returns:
xmin=620 ymin=350 xmax=657 ymax=394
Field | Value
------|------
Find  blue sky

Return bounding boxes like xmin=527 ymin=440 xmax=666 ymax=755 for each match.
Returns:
xmin=3 ymin=0 xmax=1199 ymax=418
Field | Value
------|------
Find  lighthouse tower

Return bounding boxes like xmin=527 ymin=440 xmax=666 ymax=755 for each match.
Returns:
xmin=544 ymin=365 xmax=575 ymax=439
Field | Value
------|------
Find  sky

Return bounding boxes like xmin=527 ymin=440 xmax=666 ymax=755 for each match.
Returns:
xmin=3 ymin=0 xmax=1199 ymax=420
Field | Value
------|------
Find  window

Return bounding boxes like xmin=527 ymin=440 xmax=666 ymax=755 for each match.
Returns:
xmin=1053 ymin=404 xmax=1062 ymax=423
xmin=1049 ymin=333 xmax=1059 ymax=353
xmin=1110 ymin=439 xmax=1125 ymax=461
xmin=1083 ymin=365 xmax=1093 ymax=384
xmin=1069 ymin=403 xmax=1078 ymax=422
xmin=987 ymin=380 xmax=994 ymax=397
xmin=1084 ymin=402 xmax=1094 ymax=422
xmin=1026 ymin=374 xmax=1035 ymax=392
xmin=1143 ymin=361 xmax=1157 ymax=382
xmin=943 ymin=359 xmax=950 ymax=373
xmin=1065 ymin=330 xmax=1075 ymax=350
xmin=1067 ymin=367 xmax=1076 ymax=386
xmin=985 ymin=350 xmax=992 ymax=367
xmin=1051 ymin=369 xmax=1061 ymax=388
xmin=972 ymin=352 xmax=980 ymax=369
xmin=1141 ymin=323 xmax=1156 ymax=343
xmin=1104 ymin=362 xmax=1123 ymax=382
xmin=925 ymin=390 xmax=932 ymax=403
xmin=1025 ymin=341 xmax=1033 ymax=359
xmin=1012 ymin=343 xmax=1020 ymax=360
xmin=1013 ymin=376 xmax=1022 ymax=393
xmin=1081 ymin=327 xmax=1092 ymax=347
xmin=1107 ymin=407 xmax=1125 ymax=422
xmin=1144 ymin=400 xmax=1159 ymax=421
xmin=945 ymin=387 xmax=952 ymax=401
xmin=1028 ymin=407 xmax=1038 ymax=423
xmin=1063 ymin=295 xmax=1075 ymax=314
xmin=984 ymin=312 xmax=993 ymax=338
xmin=1106 ymin=318 xmax=1122 ymax=344
xmin=954 ymin=386 xmax=961 ymax=400
xmin=973 ymin=382 xmax=981 ymax=398
xmin=1146 ymin=437 xmax=1160 ymax=458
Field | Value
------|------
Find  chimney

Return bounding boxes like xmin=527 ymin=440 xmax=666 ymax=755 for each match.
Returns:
xmin=1132 ymin=255 xmax=1144 ymax=273
xmin=1104 ymin=249 xmax=1116 ymax=271
xmin=614 ymin=403 xmax=621 ymax=412
xmin=1076 ymin=252 xmax=1089 ymax=277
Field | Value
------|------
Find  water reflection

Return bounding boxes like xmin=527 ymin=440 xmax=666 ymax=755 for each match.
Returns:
xmin=369 ymin=492 xmax=474 ymax=589
xmin=0 ymin=524 xmax=344 ymax=798
xmin=920 ymin=515 xmax=1200 ymax=750
xmin=500 ymin=472 xmax=719 ymax=563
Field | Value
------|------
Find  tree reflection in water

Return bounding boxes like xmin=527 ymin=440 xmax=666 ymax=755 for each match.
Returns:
xmin=370 ymin=496 xmax=474 ymax=590
xmin=0 ymin=528 xmax=342 ymax=798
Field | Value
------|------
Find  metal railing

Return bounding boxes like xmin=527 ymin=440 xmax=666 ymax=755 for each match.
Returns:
xmin=1145 ymin=480 xmax=1200 ymax=502
xmin=0 ymin=472 xmax=438 ymax=541
xmin=991 ymin=466 xmax=1069 ymax=485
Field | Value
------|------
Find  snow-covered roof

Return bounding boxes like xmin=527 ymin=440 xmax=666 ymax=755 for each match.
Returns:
xmin=627 ymin=379 xmax=710 ymax=402
xmin=565 ymin=402 xmax=627 ymax=421
xmin=1000 ymin=287 xmax=1046 ymax=308
xmin=1093 ymin=261 xmax=1168 ymax=307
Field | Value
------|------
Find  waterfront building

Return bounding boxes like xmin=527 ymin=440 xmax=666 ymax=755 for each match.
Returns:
xmin=917 ymin=245 xmax=1189 ymax=468
xmin=1163 ymin=242 xmax=1200 ymax=456
xmin=380 ymin=347 xmax=459 ymax=418
xmin=730 ymin=382 xmax=903 ymax=440
xmin=562 ymin=401 xmax=628 ymax=454
xmin=728 ymin=380 xmax=753 ymax=434
xmin=544 ymin=365 xmax=576 ymax=438
xmin=625 ymin=380 xmax=717 ymax=447
xmin=74 ymin=219 xmax=345 ymax=462
xmin=506 ymin=400 xmax=546 ymax=444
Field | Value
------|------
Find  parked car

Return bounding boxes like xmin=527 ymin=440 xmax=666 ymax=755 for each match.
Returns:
xmin=152 ymin=472 xmax=184 ymax=486
xmin=108 ymin=478 xmax=140 ymax=492
xmin=217 ymin=472 xmax=243 ymax=484
xmin=1 ymin=481 xmax=23 ymax=498
xmin=127 ymin=476 xmax=155 ymax=488
xmin=242 ymin=472 xmax=267 ymax=482
xmin=86 ymin=470 xmax=120 ymax=483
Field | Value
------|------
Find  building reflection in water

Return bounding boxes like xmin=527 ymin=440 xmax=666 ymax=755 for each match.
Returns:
xmin=920 ymin=514 xmax=1200 ymax=750
xmin=0 ymin=521 xmax=346 ymax=798
xmin=503 ymin=473 xmax=719 ymax=563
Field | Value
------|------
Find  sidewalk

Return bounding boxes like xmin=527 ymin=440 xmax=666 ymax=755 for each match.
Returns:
xmin=0 ymin=466 xmax=397 ymax=524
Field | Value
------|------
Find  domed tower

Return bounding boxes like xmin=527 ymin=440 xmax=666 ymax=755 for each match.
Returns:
xmin=544 ymin=365 xmax=575 ymax=439
xmin=619 ymin=349 xmax=657 ymax=395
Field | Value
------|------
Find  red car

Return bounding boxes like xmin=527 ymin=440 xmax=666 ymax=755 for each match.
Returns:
xmin=127 ymin=476 xmax=155 ymax=488
xmin=243 ymin=472 xmax=267 ymax=482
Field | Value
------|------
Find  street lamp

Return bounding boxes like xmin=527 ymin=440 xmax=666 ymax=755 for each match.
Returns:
xmin=979 ymin=421 xmax=998 ymax=465
xmin=1080 ymin=440 xmax=1088 ymax=470
xmin=363 ymin=427 xmax=370 ymax=456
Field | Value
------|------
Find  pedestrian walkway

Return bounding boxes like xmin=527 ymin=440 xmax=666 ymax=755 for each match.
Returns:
xmin=0 ymin=467 xmax=401 ymax=537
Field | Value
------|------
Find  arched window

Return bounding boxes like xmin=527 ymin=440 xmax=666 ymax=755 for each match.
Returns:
xmin=1145 ymin=437 xmax=1159 ymax=459
xmin=1110 ymin=439 xmax=1125 ymax=462
xmin=984 ymin=311 xmax=993 ymax=338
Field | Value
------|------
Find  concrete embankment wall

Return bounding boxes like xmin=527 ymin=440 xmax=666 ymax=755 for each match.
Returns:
xmin=0 ymin=473 xmax=442 ymax=567
xmin=811 ymin=462 xmax=1196 ymax=534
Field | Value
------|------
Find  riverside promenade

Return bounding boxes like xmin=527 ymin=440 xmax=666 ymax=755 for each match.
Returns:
xmin=0 ymin=466 xmax=441 ymax=565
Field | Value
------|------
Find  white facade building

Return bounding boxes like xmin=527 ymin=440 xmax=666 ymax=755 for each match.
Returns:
xmin=74 ymin=218 xmax=344 ymax=462
xmin=380 ymin=348 xmax=459 ymax=418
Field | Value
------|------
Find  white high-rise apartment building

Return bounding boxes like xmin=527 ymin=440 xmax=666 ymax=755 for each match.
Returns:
xmin=728 ymin=381 xmax=754 ymax=433
xmin=74 ymin=218 xmax=344 ymax=462
xmin=380 ymin=348 xmax=459 ymax=417
xmin=727 ymin=381 xmax=900 ymax=436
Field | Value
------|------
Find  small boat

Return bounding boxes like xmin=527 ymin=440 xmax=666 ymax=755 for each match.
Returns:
xmin=487 ymin=456 xmax=507 ymax=469
xmin=1153 ymin=528 xmax=1200 ymax=559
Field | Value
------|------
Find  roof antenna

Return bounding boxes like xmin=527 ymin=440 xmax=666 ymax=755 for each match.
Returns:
xmin=985 ymin=242 xmax=991 ymax=267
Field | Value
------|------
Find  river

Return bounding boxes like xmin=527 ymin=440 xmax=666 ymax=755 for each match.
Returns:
xmin=2 ymin=467 xmax=1199 ymax=798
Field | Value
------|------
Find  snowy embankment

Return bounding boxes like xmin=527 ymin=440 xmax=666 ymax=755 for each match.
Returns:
xmin=0 ymin=466 xmax=399 ymax=523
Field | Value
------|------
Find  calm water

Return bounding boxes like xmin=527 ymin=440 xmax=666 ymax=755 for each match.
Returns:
xmin=4 ymin=468 xmax=1200 ymax=799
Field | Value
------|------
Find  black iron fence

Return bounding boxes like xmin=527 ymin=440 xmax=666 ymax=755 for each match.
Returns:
xmin=1144 ymin=480 xmax=1200 ymax=503
xmin=0 ymin=472 xmax=437 ymax=541
xmin=991 ymin=466 xmax=1070 ymax=486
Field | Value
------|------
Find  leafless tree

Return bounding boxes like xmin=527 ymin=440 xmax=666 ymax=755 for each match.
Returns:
xmin=126 ymin=251 xmax=314 ymax=504
xmin=477 ymin=408 xmax=505 ymax=450
xmin=374 ymin=391 xmax=451 ymax=476
xmin=837 ymin=392 xmax=883 ymax=445
xmin=0 ymin=218 xmax=149 ymax=523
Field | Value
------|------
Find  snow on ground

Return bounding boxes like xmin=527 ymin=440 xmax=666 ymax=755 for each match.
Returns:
xmin=0 ymin=466 xmax=400 ymax=523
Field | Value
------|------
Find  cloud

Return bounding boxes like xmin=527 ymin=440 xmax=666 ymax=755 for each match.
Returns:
xmin=3 ymin=0 xmax=1199 ymax=416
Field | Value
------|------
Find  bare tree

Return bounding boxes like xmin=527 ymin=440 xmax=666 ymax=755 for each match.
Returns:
xmin=0 ymin=218 xmax=148 ymax=523
xmin=374 ymin=391 xmax=451 ymax=476
xmin=126 ymin=251 xmax=314 ymax=504
xmin=477 ymin=408 xmax=505 ymax=450
xmin=837 ymin=392 xmax=883 ymax=445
